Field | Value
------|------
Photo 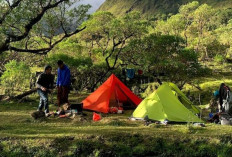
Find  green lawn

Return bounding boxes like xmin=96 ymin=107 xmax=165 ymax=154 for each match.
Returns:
xmin=1 ymin=93 xmax=232 ymax=157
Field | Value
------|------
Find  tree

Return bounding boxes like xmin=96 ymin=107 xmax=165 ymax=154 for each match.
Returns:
xmin=155 ymin=20 xmax=171 ymax=35
xmin=215 ymin=19 xmax=232 ymax=59
xmin=155 ymin=1 xmax=199 ymax=46
xmin=179 ymin=1 xmax=199 ymax=47
xmin=155 ymin=2 xmax=219 ymax=60
xmin=121 ymin=34 xmax=208 ymax=86
xmin=191 ymin=4 xmax=214 ymax=57
xmin=155 ymin=14 xmax=185 ymax=36
xmin=0 ymin=0 xmax=90 ymax=54
xmin=80 ymin=11 xmax=147 ymax=90
xmin=0 ymin=60 xmax=31 ymax=96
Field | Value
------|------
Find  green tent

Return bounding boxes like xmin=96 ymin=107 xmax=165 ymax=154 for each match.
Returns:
xmin=168 ymin=82 xmax=200 ymax=114
xmin=132 ymin=83 xmax=202 ymax=122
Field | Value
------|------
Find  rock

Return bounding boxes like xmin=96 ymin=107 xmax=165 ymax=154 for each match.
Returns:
xmin=31 ymin=111 xmax=45 ymax=119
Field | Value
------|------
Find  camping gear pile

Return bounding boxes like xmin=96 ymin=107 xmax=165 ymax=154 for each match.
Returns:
xmin=58 ymin=103 xmax=85 ymax=118
xmin=208 ymin=84 xmax=232 ymax=125
xmin=220 ymin=113 xmax=232 ymax=125
xmin=31 ymin=103 xmax=85 ymax=119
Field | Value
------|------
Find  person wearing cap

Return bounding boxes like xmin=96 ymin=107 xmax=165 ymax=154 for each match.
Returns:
xmin=36 ymin=65 xmax=54 ymax=117
xmin=56 ymin=60 xmax=71 ymax=112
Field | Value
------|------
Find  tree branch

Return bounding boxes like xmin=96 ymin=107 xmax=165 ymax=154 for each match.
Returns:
xmin=8 ymin=26 xmax=86 ymax=55
xmin=112 ymin=42 xmax=125 ymax=68
xmin=8 ymin=0 xmax=68 ymax=42
xmin=0 ymin=0 xmax=22 ymax=25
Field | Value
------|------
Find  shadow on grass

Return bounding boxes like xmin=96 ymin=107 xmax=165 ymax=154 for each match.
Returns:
xmin=1 ymin=132 xmax=232 ymax=157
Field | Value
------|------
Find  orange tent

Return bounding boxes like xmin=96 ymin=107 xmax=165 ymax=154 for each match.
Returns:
xmin=82 ymin=74 xmax=142 ymax=113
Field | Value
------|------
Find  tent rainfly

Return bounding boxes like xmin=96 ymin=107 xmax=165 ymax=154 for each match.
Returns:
xmin=82 ymin=74 xmax=142 ymax=113
xmin=132 ymin=83 xmax=202 ymax=122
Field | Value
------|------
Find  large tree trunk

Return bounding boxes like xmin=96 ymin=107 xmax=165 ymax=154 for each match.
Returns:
xmin=13 ymin=88 xmax=37 ymax=100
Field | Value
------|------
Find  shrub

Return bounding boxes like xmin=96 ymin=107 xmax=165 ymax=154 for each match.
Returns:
xmin=214 ymin=54 xmax=225 ymax=63
xmin=46 ymin=53 xmax=92 ymax=68
xmin=0 ymin=60 xmax=31 ymax=96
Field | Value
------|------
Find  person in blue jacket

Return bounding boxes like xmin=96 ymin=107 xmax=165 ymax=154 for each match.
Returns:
xmin=56 ymin=60 xmax=71 ymax=111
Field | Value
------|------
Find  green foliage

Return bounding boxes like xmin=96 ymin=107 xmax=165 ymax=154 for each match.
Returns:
xmin=0 ymin=0 xmax=90 ymax=54
xmin=215 ymin=8 xmax=232 ymax=25
xmin=214 ymin=54 xmax=224 ymax=63
xmin=46 ymin=53 xmax=92 ymax=68
xmin=99 ymin=0 xmax=232 ymax=18
xmin=3 ymin=135 xmax=230 ymax=157
xmin=0 ymin=140 xmax=56 ymax=157
xmin=72 ymin=63 xmax=109 ymax=91
xmin=142 ymin=83 xmax=160 ymax=98
xmin=122 ymin=34 xmax=208 ymax=84
xmin=0 ymin=60 xmax=31 ymax=96
xmin=80 ymin=11 xmax=147 ymax=69
xmin=155 ymin=1 xmax=231 ymax=60
xmin=206 ymin=40 xmax=228 ymax=58
xmin=52 ymin=37 xmax=84 ymax=56
xmin=45 ymin=53 xmax=94 ymax=91
xmin=215 ymin=19 xmax=232 ymax=59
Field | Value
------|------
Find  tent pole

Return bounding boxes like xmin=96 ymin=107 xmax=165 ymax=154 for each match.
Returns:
xmin=116 ymin=84 xmax=135 ymax=108
xmin=115 ymin=87 xmax=120 ymax=108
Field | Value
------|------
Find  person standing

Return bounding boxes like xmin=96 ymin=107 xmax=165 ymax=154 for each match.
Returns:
xmin=36 ymin=65 xmax=54 ymax=117
xmin=56 ymin=60 xmax=71 ymax=112
xmin=219 ymin=83 xmax=231 ymax=113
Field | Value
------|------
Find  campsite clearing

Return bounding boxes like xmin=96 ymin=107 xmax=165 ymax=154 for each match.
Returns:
xmin=1 ymin=94 xmax=232 ymax=156
xmin=1 ymin=73 xmax=232 ymax=156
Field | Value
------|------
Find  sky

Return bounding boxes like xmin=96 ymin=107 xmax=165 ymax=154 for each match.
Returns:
xmin=8 ymin=0 xmax=106 ymax=14
xmin=74 ymin=0 xmax=106 ymax=13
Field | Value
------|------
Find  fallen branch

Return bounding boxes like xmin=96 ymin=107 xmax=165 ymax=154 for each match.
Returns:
xmin=13 ymin=88 xmax=37 ymax=100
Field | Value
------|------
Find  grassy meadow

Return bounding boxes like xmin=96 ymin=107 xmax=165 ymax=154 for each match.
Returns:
xmin=1 ymin=68 xmax=232 ymax=157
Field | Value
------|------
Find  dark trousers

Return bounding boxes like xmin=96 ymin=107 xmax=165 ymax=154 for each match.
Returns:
xmin=57 ymin=86 xmax=69 ymax=107
xmin=37 ymin=89 xmax=49 ymax=113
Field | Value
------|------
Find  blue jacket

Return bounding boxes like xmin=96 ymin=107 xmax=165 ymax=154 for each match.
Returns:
xmin=56 ymin=65 xmax=71 ymax=87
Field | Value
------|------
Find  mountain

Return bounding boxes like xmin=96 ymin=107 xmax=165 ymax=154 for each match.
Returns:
xmin=98 ymin=0 xmax=232 ymax=17
xmin=74 ymin=0 xmax=106 ymax=14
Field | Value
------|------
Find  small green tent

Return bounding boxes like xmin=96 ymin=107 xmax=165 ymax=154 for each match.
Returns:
xmin=132 ymin=83 xmax=202 ymax=122
xmin=168 ymin=82 xmax=200 ymax=115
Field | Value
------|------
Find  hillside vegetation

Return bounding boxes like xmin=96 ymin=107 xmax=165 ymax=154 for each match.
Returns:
xmin=99 ymin=0 xmax=232 ymax=17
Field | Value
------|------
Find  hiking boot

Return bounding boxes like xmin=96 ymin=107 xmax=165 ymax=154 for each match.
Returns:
xmin=46 ymin=113 xmax=51 ymax=117
xmin=56 ymin=110 xmax=61 ymax=115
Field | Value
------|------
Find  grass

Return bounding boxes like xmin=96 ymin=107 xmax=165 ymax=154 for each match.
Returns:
xmin=1 ymin=94 xmax=232 ymax=156
xmin=1 ymin=62 xmax=232 ymax=156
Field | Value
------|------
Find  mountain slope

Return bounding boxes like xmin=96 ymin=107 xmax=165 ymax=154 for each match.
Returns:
xmin=74 ymin=0 xmax=106 ymax=14
xmin=98 ymin=0 xmax=232 ymax=17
